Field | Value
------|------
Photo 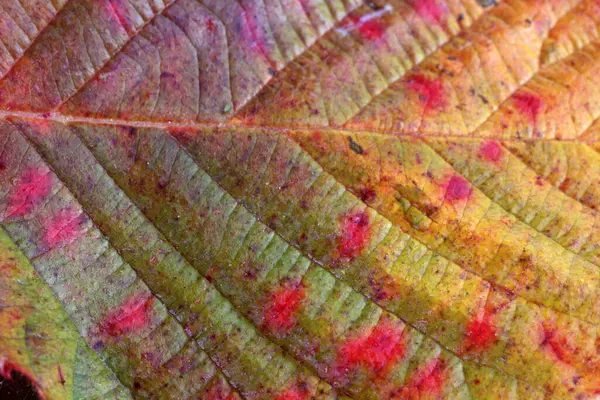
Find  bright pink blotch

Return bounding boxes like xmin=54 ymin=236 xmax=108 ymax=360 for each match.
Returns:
xmin=337 ymin=211 xmax=371 ymax=260
xmin=396 ymin=358 xmax=446 ymax=398
xmin=345 ymin=14 xmax=386 ymax=40
xmin=412 ymin=0 xmax=448 ymax=24
xmin=479 ymin=140 xmax=503 ymax=163
xmin=43 ymin=209 xmax=85 ymax=248
xmin=100 ymin=295 xmax=154 ymax=337
xmin=336 ymin=320 xmax=405 ymax=378
xmin=6 ymin=168 xmax=52 ymax=218
xmin=275 ymin=386 xmax=309 ymax=400
xmin=263 ymin=283 xmax=305 ymax=333
xmin=445 ymin=175 xmax=471 ymax=202
xmin=465 ymin=314 xmax=497 ymax=352
xmin=406 ymin=75 xmax=446 ymax=110
xmin=513 ymin=92 xmax=543 ymax=122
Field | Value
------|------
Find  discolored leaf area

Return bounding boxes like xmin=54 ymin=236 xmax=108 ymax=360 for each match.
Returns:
xmin=1 ymin=0 xmax=600 ymax=399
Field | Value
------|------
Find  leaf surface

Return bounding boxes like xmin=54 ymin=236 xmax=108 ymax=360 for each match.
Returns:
xmin=0 ymin=0 xmax=599 ymax=399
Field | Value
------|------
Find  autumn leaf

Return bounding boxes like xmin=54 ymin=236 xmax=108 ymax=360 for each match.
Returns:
xmin=1 ymin=0 xmax=600 ymax=399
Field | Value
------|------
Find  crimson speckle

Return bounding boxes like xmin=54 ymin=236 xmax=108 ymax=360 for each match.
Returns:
xmin=359 ymin=187 xmax=377 ymax=203
xmin=513 ymin=92 xmax=543 ymax=122
xmin=275 ymin=385 xmax=310 ymax=400
xmin=263 ymin=283 xmax=305 ymax=333
xmin=445 ymin=175 xmax=471 ymax=202
xmin=541 ymin=327 xmax=576 ymax=366
xmin=411 ymin=0 xmax=448 ymax=25
xmin=406 ymin=75 xmax=446 ymax=111
xmin=396 ymin=358 xmax=446 ymax=398
xmin=43 ymin=209 xmax=85 ymax=249
xmin=479 ymin=140 xmax=503 ymax=163
xmin=345 ymin=15 xmax=386 ymax=40
xmin=335 ymin=320 xmax=405 ymax=379
xmin=336 ymin=211 xmax=371 ymax=260
xmin=6 ymin=168 xmax=52 ymax=218
xmin=100 ymin=295 xmax=154 ymax=337
xmin=464 ymin=313 xmax=497 ymax=353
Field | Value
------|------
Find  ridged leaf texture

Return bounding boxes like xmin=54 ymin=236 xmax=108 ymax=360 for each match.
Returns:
xmin=0 ymin=0 xmax=600 ymax=399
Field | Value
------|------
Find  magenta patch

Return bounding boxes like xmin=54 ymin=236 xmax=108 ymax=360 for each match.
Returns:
xmin=479 ymin=140 xmax=504 ymax=163
xmin=411 ymin=0 xmax=448 ymax=25
xmin=464 ymin=313 xmax=497 ymax=353
xmin=100 ymin=295 xmax=154 ymax=337
xmin=340 ymin=6 xmax=392 ymax=41
xmin=444 ymin=175 xmax=472 ymax=202
xmin=263 ymin=283 xmax=305 ymax=333
xmin=406 ymin=75 xmax=446 ymax=111
xmin=43 ymin=209 xmax=85 ymax=249
xmin=275 ymin=384 xmax=310 ymax=400
xmin=395 ymin=358 xmax=446 ymax=398
xmin=335 ymin=320 xmax=405 ymax=379
xmin=513 ymin=92 xmax=543 ymax=122
xmin=336 ymin=211 xmax=371 ymax=261
xmin=541 ymin=327 xmax=577 ymax=366
xmin=6 ymin=168 xmax=52 ymax=218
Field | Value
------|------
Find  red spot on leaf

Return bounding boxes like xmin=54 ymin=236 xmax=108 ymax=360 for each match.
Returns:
xmin=411 ymin=0 xmax=448 ymax=25
xmin=336 ymin=211 xmax=371 ymax=260
xmin=541 ymin=327 xmax=577 ymax=366
xmin=396 ymin=358 xmax=446 ymax=398
xmin=359 ymin=187 xmax=377 ymax=203
xmin=335 ymin=320 xmax=405 ymax=379
xmin=479 ymin=140 xmax=503 ymax=163
xmin=275 ymin=384 xmax=310 ymax=400
xmin=263 ymin=283 xmax=305 ymax=333
xmin=43 ymin=209 xmax=85 ymax=249
xmin=100 ymin=295 xmax=154 ymax=337
xmin=206 ymin=18 xmax=217 ymax=32
xmin=513 ymin=92 xmax=543 ymax=122
xmin=339 ymin=5 xmax=392 ymax=40
xmin=445 ymin=175 xmax=472 ymax=202
xmin=464 ymin=312 xmax=497 ymax=353
xmin=6 ymin=168 xmax=52 ymax=218
xmin=406 ymin=75 xmax=446 ymax=111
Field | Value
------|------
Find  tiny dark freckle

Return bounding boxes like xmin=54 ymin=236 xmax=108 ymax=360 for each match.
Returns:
xmin=477 ymin=0 xmax=497 ymax=7
xmin=364 ymin=0 xmax=382 ymax=10
xmin=268 ymin=67 xmax=277 ymax=77
xmin=133 ymin=381 xmax=142 ymax=389
xmin=525 ymin=18 xmax=532 ymax=25
xmin=473 ymin=379 xmax=480 ymax=385
xmin=457 ymin=13 xmax=464 ymax=22
xmin=348 ymin=136 xmax=365 ymax=155
xmin=160 ymin=72 xmax=175 ymax=79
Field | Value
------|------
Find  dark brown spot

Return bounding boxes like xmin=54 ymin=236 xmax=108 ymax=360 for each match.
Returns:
xmin=476 ymin=0 xmax=497 ymax=7
xmin=348 ymin=136 xmax=365 ymax=155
